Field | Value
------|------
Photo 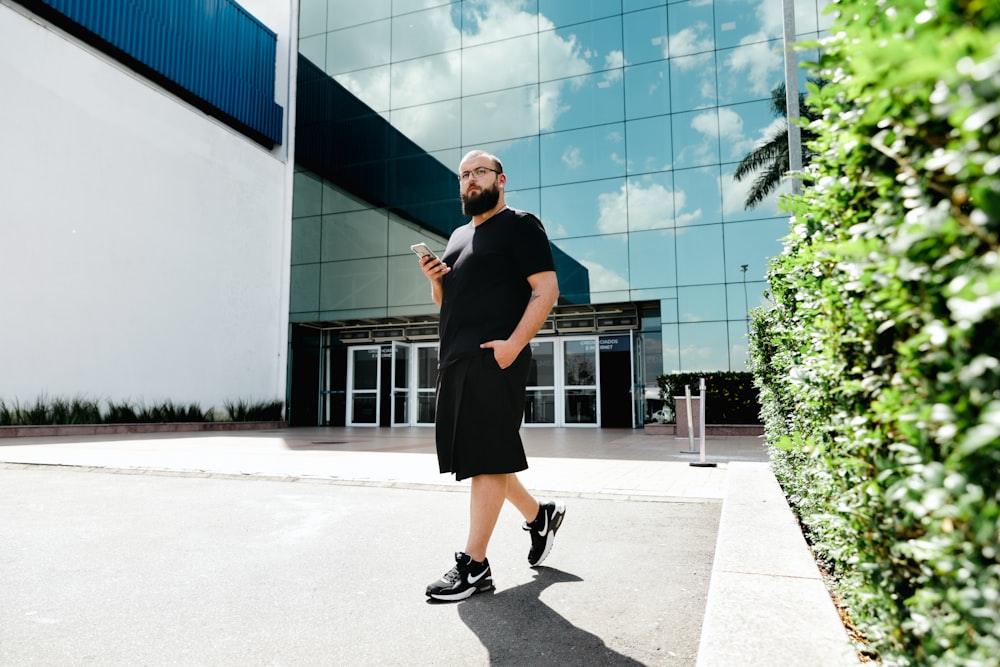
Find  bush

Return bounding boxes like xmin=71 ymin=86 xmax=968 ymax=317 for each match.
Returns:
xmin=655 ymin=371 xmax=761 ymax=424
xmin=750 ymin=0 xmax=1000 ymax=664
xmin=0 ymin=397 xmax=285 ymax=426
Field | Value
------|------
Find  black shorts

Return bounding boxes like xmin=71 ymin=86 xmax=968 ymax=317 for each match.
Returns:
xmin=434 ymin=347 xmax=531 ymax=481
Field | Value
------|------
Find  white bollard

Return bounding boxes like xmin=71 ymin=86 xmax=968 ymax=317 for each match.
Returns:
xmin=690 ymin=377 xmax=717 ymax=468
xmin=680 ymin=384 xmax=699 ymax=453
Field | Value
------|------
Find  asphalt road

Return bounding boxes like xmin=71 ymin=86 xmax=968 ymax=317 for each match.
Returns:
xmin=1 ymin=466 xmax=721 ymax=666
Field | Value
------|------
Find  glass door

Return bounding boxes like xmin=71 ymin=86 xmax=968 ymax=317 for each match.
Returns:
xmin=391 ymin=342 xmax=410 ymax=426
xmin=562 ymin=337 xmax=600 ymax=426
xmin=346 ymin=346 xmax=380 ymax=426
xmin=415 ymin=344 xmax=438 ymax=426
xmin=524 ymin=340 xmax=556 ymax=425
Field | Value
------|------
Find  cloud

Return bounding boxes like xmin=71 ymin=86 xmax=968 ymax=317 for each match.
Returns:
xmin=579 ymin=259 xmax=630 ymax=292
xmin=596 ymin=180 xmax=702 ymax=234
xmin=562 ymin=146 xmax=584 ymax=170
xmin=669 ymin=24 xmax=714 ymax=62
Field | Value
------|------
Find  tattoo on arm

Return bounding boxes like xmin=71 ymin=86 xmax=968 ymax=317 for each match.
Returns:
xmin=529 ymin=291 xmax=540 ymax=302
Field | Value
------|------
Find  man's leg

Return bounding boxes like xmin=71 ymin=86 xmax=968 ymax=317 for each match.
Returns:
xmin=505 ymin=473 xmax=541 ymax=523
xmin=465 ymin=473 xmax=509 ymax=562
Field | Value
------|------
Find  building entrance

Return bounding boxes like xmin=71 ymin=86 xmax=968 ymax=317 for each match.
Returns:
xmin=340 ymin=334 xmax=634 ymax=428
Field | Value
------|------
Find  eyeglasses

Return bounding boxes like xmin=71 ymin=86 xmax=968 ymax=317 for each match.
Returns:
xmin=457 ymin=167 xmax=499 ymax=183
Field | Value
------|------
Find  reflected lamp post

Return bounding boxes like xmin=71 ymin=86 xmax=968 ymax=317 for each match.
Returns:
xmin=741 ymin=264 xmax=750 ymax=336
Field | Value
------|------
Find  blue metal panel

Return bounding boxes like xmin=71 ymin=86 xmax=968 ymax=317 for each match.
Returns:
xmin=37 ymin=0 xmax=283 ymax=145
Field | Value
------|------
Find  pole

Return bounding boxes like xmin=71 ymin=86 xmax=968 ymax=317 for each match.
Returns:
xmin=782 ymin=0 xmax=802 ymax=196
xmin=690 ymin=377 xmax=717 ymax=468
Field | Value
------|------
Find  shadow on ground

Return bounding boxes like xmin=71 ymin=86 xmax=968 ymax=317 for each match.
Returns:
xmin=453 ymin=567 xmax=645 ymax=666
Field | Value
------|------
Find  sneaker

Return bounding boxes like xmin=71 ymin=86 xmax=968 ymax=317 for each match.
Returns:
xmin=426 ymin=552 xmax=494 ymax=601
xmin=524 ymin=501 xmax=566 ymax=567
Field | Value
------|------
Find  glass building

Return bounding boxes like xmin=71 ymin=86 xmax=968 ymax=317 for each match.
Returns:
xmin=288 ymin=0 xmax=833 ymax=428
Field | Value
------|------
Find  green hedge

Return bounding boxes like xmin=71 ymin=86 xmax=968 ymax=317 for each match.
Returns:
xmin=0 ymin=396 xmax=285 ymax=426
xmin=655 ymin=371 xmax=761 ymax=424
xmin=750 ymin=0 xmax=999 ymax=664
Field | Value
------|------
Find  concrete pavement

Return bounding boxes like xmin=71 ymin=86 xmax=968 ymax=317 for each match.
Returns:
xmin=0 ymin=427 xmax=860 ymax=665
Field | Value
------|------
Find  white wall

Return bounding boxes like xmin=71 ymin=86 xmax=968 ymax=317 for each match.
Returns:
xmin=0 ymin=1 xmax=295 ymax=412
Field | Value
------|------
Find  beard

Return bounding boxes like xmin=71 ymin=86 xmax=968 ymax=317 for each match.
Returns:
xmin=461 ymin=181 xmax=501 ymax=216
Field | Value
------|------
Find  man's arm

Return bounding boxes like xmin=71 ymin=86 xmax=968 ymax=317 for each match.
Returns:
xmin=480 ymin=270 xmax=559 ymax=369
xmin=419 ymin=255 xmax=450 ymax=307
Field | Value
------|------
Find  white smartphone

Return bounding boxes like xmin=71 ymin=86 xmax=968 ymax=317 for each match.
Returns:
xmin=410 ymin=243 xmax=438 ymax=260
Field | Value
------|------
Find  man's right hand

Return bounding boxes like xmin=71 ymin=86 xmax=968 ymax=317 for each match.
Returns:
xmin=419 ymin=255 xmax=450 ymax=282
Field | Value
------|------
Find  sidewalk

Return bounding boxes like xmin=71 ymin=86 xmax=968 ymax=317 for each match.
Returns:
xmin=0 ymin=427 xmax=859 ymax=665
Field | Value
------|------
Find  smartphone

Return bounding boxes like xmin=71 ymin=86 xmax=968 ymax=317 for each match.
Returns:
xmin=410 ymin=243 xmax=438 ymax=260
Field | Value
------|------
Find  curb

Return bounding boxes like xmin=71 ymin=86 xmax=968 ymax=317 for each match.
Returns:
xmin=696 ymin=462 xmax=860 ymax=666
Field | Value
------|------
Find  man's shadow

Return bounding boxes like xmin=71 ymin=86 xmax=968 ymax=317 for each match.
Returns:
xmin=453 ymin=567 xmax=645 ymax=666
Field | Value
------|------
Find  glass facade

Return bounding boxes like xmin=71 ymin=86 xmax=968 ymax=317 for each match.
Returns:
xmin=291 ymin=0 xmax=834 ymax=424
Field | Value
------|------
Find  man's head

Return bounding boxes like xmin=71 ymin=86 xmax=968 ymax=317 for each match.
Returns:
xmin=458 ymin=150 xmax=506 ymax=217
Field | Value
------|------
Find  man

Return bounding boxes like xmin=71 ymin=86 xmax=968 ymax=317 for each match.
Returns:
xmin=419 ymin=150 xmax=565 ymax=602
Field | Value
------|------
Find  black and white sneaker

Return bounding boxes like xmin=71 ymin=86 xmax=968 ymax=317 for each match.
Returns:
xmin=524 ymin=501 xmax=566 ymax=567
xmin=426 ymin=552 xmax=494 ymax=601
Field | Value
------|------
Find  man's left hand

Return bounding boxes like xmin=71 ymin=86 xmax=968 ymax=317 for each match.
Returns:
xmin=480 ymin=339 xmax=520 ymax=369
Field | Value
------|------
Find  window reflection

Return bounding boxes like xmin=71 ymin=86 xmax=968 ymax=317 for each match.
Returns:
xmin=677 ymin=322 xmax=731 ymax=371
xmin=717 ymin=40 xmax=783 ymax=106
xmin=668 ymin=1 xmax=715 ymax=57
xmin=675 ymin=224 xmax=724 ymax=286
xmin=541 ymin=70 xmax=624 ymax=132
xmin=334 ymin=66 xmax=391 ymax=112
xmin=672 ymin=109 xmax=721 ymax=170
xmin=628 ymin=172 xmax=677 ymax=230
xmin=624 ymin=62 xmax=671 ymax=120
xmin=541 ymin=17 xmax=622 ymax=82
xmin=673 ymin=166 xmax=722 ymax=226
xmin=670 ymin=54 xmax=718 ymax=113
xmin=628 ymin=228 xmax=676 ymax=289
xmin=320 ymin=258 xmax=389 ymax=311
xmin=541 ymin=178 xmax=626 ymax=239
xmin=623 ymin=7 xmax=669 ymax=65
xmin=678 ymin=284 xmax=728 ymax=322
xmin=626 ymin=116 xmax=672 ymax=174
xmin=722 ymin=219 xmax=790 ymax=277
xmin=326 ymin=21 xmax=391 ymax=74
xmin=322 ymin=209 xmax=388 ymax=261
xmin=462 ymin=0 xmax=539 ymax=46
xmin=463 ymin=86 xmax=541 ymax=145
xmin=540 ymin=123 xmax=626 ymax=186
xmin=392 ymin=6 xmax=460 ymax=61
xmin=550 ymin=234 xmax=629 ymax=295
xmin=463 ymin=34 xmax=538 ymax=96
xmin=390 ymin=99 xmax=461 ymax=153
xmin=391 ymin=53 xmax=461 ymax=107
xmin=327 ymin=0 xmax=391 ymax=30
xmin=714 ymin=0 xmax=782 ymax=50
xmin=539 ymin=0 xmax=622 ymax=28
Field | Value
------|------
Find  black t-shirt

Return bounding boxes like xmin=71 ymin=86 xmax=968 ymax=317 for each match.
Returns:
xmin=438 ymin=208 xmax=555 ymax=367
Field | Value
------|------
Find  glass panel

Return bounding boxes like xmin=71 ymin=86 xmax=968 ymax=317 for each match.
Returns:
xmin=721 ymin=167 xmax=789 ymax=223
xmin=539 ymin=0 xmax=621 ymax=27
xmin=623 ymin=7 xmax=669 ymax=65
xmin=299 ymin=0 xmax=327 ymax=38
xmin=626 ymin=116 xmax=672 ymax=174
xmin=678 ymin=321 xmax=732 ymax=371
xmin=624 ymin=62 xmax=671 ymax=120
xmin=329 ymin=0 xmax=392 ymax=30
xmin=292 ymin=217 xmax=322 ymax=265
xmin=293 ymin=171 xmax=323 ymax=218
xmin=674 ymin=166 xmax=722 ymax=227
xmin=393 ymin=0 xmax=452 ymax=13
xmin=676 ymin=224 xmax=725 ymax=286
xmin=388 ymin=254 xmax=435 ymax=308
xmin=289 ymin=264 xmax=320 ymax=315
xmin=392 ymin=6 xmax=460 ymax=61
xmin=543 ymin=17 xmax=623 ymax=82
xmin=461 ymin=0 xmax=538 ymax=46
xmin=541 ymin=178 xmax=626 ymax=239
xmin=390 ymin=100 xmax=461 ymax=153
xmin=417 ymin=347 xmax=439 ymax=388
xmin=352 ymin=395 xmax=378 ymax=423
xmin=417 ymin=394 xmax=436 ymax=422
xmin=333 ymin=66 xmax=391 ymax=112
xmin=326 ymin=22 xmax=391 ymax=74
xmin=474 ymin=137 xmax=541 ymax=190
xmin=564 ymin=339 xmax=597 ymax=386
xmin=463 ymin=34 xmax=538 ymax=96
xmin=393 ymin=393 xmax=408 ymax=423
xmin=715 ymin=0 xmax=781 ymax=50
xmin=678 ymin=284 xmax=728 ymax=322
xmin=672 ymin=109 xmax=721 ymax=170
xmin=390 ymin=54 xmax=462 ymax=108
xmin=793 ymin=0 xmax=820 ymax=34
xmin=299 ymin=35 xmax=325 ymax=68
xmin=524 ymin=390 xmax=556 ymax=424
xmin=722 ymin=218 xmax=789 ymax=281
xmin=627 ymin=172 xmax=677 ymax=231
xmin=320 ymin=258 xmax=389 ymax=311
xmin=353 ymin=349 xmax=379 ymax=390
xmin=564 ymin=389 xmax=598 ymax=423
xmin=541 ymin=70 xmax=624 ymax=133
xmin=462 ymin=86 xmax=541 ymax=145
xmin=538 ymin=28 xmax=591 ymax=84
xmin=628 ymin=228 xmax=676 ymax=289
xmin=625 ymin=0 xmax=664 ymax=11
xmin=728 ymin=320 xmax=750 ymax=371
xmin=669 ymin=54 xmax=717 ymax=113
xmin=540 ymin=123 xmax=627 ymax=186
xmin=716 ymin=100 xmax=777 ymax=168
xmin=553 ymin=234 xmax=629 ymax=297
xmin=394 ymin=345 xmax=409 ymax=388
xmin=717 ymin=40 xmax=783 ymax=107
xmin=322 ymin=209 xmax=389 ymax=261
xmin=527 ymin=341 xmax=555 ymax=385
xmin=668 ymin=0 xmax=715 ymax=57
